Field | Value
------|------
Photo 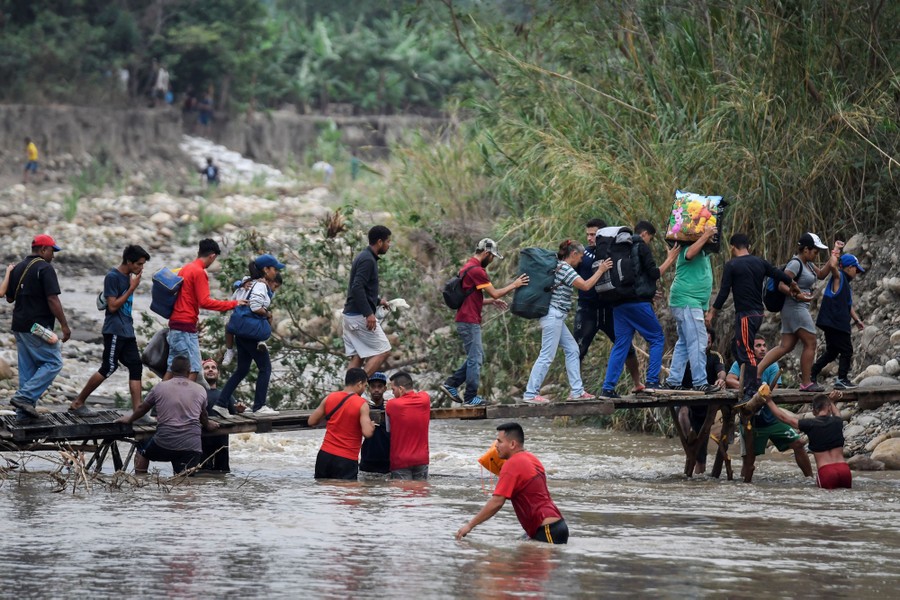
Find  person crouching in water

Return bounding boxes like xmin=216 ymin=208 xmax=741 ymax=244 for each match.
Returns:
xmin=522 ymin=240 xmax=611 ymax=404
xmin=764 ymin=390 xmax=851 ymax=489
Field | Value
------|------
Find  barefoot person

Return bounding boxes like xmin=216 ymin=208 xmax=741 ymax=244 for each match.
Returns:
xmin=456 ymin=422 xmax=568 ymax=544
xmin=755 ymin=233 xmax=831 ymax=392
xmin=68 ymin=245 xmax=151 ymax=417
xmin=764 ymin=390 xmax=851 ymax=489
xmin=522 ymin=240 xmax=611 ymax=404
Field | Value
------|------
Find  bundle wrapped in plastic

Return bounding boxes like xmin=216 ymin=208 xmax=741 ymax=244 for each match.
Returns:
xmin=666 ymin=190 xmax=726 ymax=251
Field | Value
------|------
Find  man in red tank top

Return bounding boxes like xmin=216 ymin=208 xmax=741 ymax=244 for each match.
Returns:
xmin=456 ymin=422 xmax=568 ymax=544
xmin=386 ymin=371 xmax=431 ymax=480
xmin=308 ymin=368 xmax=375 ymax=480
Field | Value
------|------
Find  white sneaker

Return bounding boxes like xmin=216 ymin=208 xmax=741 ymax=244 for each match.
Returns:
xmin=223 ymin=348 xmax=236 ymax=365
xmin=211 ymin=405 xmax=230 ymax=419
xmin=253 ymin=405 xmax=280 ymax=416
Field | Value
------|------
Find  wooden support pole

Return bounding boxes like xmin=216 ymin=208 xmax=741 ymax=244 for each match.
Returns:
xmin=668 ymin=406 xmax=693 ymax=477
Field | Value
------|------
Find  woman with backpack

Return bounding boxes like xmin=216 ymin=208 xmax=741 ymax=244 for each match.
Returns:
xmin=219 ymin=254 xmax=285 ymax=414
xmin=522 ymin=240 xmax=612 ymax=404
xmin=755 ymin=233 xmax=832 ymax=392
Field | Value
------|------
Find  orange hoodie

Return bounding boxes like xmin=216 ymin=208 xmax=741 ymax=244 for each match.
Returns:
xmin=168 ymin=258 xmax=237 ymax=332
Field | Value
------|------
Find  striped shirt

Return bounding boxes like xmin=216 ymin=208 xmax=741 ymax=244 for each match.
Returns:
xmin=549 ymin=262 xmax=579 ymax=313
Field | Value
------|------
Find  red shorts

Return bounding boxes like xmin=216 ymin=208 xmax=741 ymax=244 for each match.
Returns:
xmin=816 ymin=462 xmax=852 ymax=490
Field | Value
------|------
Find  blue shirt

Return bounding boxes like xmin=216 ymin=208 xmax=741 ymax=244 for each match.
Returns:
xmin=102 ymin=269 xmax=135 ymax=337
xmin=729 ymin=361 xmax=782 ymax=426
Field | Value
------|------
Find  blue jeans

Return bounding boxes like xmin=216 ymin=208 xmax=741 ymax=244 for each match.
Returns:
xmin=167 ymin=329 xmax=202 ymax=373
xmin=667 ymin=306 xmax=707 ymax=388
xmin=445 ymin=322 xmax=483 ymax=402
xmin=219 ymin=336 xmax=272 ymax=412
xmin=14 ymin=332 xmax=63 ymax=416
xmin=525 ymin=307 xmax=583 ymax=399
xmin=602 ymin=302 xmax=664 ymax=390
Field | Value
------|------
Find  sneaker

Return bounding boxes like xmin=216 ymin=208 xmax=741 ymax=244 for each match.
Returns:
xmin=599 ymin=389 xmax=621 ymax=399
xmin=692 ymin=384 xmax=715 ymax=394
xmin=253 ymin=405 xmax=280 ymax=415
xmin=463 ymin=396 xmax=485 ymax=406
xmin=10 ymin=398 xmax=39 ymax=418
xmin=440 ymin=384 xmax=461 ymax=403
xmin=833 ymin=378 xmax=857 ymax=390
xmin=68 ymin=405 xmax=98 ymax=417
xmin=799 ymin=382 xmax=825 ymax=392
xmin=223 ymin=348 xmax=236 ymax=365
xmin=257 ymin=342 xmax=268 ymax=352
xmin=211 ymin=405 xmax=231 ymax=419
xmin=568 ymin=392 xmax=596 ymax=401
xmin=522 ymin=395 xmax=551 ymax=404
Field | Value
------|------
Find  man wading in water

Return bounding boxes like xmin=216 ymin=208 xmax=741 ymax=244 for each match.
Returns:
xmin=456 ymin=422 xmax=568 ymax=544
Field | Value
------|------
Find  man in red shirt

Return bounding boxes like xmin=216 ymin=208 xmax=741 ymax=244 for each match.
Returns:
xmin=456 ymin=422 xmax=568 ymax=544
xmin=385 ymin=371 xmax=431 ymax=480
xmin=441 ymin=239 xmax=529 ymax=406
xmin=308 ymin=367 xmax=375 ymax=480
xmin=166 ymin=239 xmax=246 ymax=381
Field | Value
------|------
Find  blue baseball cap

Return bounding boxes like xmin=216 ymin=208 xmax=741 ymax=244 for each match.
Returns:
xmin=840 ymin=254 xmax=865 ymax=273
xmin=255 ymin=254 xmax=285 ymax=270
xmin=368 ymin=372 xmax=387 ymax=383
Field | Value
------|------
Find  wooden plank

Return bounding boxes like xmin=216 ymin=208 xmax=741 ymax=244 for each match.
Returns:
xmin=486 ymin=400 xmax=614 ymax=419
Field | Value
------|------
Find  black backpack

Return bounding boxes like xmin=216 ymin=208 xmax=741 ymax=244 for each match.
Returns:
xmin=442 ymin=265 xmax=477 ymax=310
xmin=511 ymin=248 xmax=561 ymax=319
xmin=594 ymin=226 xmax=636 ymax=302
xmin=763 ymin=258 xmax=803 ymax=313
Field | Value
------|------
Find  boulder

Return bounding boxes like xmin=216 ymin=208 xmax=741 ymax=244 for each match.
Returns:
xmin=858 ymin=375 xmax=900 ymax=388
xmin=854 ymin=415 xmax=879 ymax=428
xmin=149 ymin=211 xmax=172 ymax=225
xmin=886 ymin=277 xmax=900 ymax=295
xmin=847 ymin=455 xmax=885 ymax=471
xmin=871 ymin=438 xmax=900 ymax=469
xmin=842 ymin=233 xmax=865 ymax=256
xmin=891 ymin=330 xmax=900 ymax=347
xmin=865 ymin=432 xmax=891 ymax=453
xmin=0 ymin=356 xmax=14 ymax=380
xmin=843 ymin=425 xmax=865 ymax=439
xmin=853 ymin=365 xmax=885 ymax=383
xmin=885 ymin=359 xmax=900 ymax=376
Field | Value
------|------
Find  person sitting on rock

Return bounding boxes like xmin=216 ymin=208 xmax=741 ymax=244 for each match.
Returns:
xmin=763 ymin=390 xmax=850 ymax=489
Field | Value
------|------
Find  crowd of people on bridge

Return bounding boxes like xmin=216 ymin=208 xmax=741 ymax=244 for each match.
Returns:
xmin=1 ymin=214 xmax=866 ymax=543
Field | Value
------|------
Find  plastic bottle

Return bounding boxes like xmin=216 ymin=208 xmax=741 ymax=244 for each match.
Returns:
xmin=30 ymin=323 xmax=59 ymax=344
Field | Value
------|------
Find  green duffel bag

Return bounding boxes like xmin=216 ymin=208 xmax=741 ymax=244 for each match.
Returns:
xmin=510 ymin=248 xmax=560 ymax=319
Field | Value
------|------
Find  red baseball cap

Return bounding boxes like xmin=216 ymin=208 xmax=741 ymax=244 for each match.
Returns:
xmin=32 ymin=234 xmax=61 ymax=251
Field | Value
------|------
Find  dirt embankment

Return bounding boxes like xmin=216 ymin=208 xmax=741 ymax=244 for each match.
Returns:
xmin=0 ymin=104 xmax=445 ymax=179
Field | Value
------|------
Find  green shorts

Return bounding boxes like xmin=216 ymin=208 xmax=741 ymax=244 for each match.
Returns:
xmin=749 ymin=421 xmax=800 ymax=456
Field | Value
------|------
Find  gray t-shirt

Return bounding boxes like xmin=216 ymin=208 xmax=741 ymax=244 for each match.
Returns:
xmin=102 ymin=269 xmax=135 ymax=337
xmin=144 ymin=378 xmax=207 ymax=453
xmin=549 ymin=261 xmax=579 ymax=313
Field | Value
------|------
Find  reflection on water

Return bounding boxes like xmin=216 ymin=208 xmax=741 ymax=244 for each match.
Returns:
xmin=2 ymin=419 xmax=900 ymax=598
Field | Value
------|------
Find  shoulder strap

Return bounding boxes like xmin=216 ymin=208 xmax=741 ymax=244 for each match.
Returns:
xmin=325 ymin=393 xmax=356 ymax=421
xmin=13 ymin=258 xmax=45 ymax=302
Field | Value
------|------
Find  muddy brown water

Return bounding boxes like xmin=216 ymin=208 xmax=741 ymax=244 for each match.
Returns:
xmin=2 ymin=419 xmax=899 ymax=598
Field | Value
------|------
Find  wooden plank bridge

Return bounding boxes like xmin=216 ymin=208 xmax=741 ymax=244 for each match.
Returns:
xmin=3 ymin=385 xmax=900 ymax=479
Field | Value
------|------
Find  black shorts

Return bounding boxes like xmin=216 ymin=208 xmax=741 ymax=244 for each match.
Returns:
xmin=532 ymin=519 xmax=569 ymax=544
xmin=99 ymin=334 xmax=142 ymax=380
xmin=138 ymin=438 xmax=202 ymax=474
xmin=201 ymin=435 xmax=230 ymax=472
xmin=314 ymin=449 xmax=359 ymax=480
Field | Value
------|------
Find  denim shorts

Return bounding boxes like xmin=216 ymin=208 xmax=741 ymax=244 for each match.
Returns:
xmin=166 ymin=329 xmax=202 ymax=372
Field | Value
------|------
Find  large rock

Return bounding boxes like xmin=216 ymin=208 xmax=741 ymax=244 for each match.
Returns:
xmin=871 ymin=438 xmax=900 ymax=469
xmin=843 ymin=425 xmax=865 ymax=439
xmin=891 ymin=330 xmax=900 ymax=347
xmin=0 ymin=357 xmax=13 ymax=380
xmin=858 ymin=375 xmax=900 ymax=388
xmin=854 ymin=365 xmax=885 ymax=383
xmin=885 ymin=359 xmax=900 ymax=376
xmin=842 ymin=233 xmax=865 ymax=256
xmin=847 ymin=454 xmax=885 ymax=471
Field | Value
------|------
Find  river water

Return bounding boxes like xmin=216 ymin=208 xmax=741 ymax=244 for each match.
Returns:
xmin=2 ymin=418 xmax=899 ymax=599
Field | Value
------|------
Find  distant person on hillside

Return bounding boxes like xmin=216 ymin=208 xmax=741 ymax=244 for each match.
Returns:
xmin=166 ymin=239 xmax=245 ymax=382
xmin=23 ymin=137 xmax=39 ymax=184
xmin=764 ymin=389 xmax=850 ymax=489
xmin=441 ymin=238 xmax=528 ymax=406
xmin=197 ymin=87 xmax=214 ymax=135
xmin=308 ymin=368 xmax=375 ymax=480
xmin=200 ymin=157 xmax=220 ymax=186
xmin=6 ymin=235 xmax=70 ymax=423
xmin=706 ymin=233 xmax=801 ymax=400
xmin=811 ymin=253 xmax=866 ymax=389
xmin=154 ymin=61 xmax=170 ymax=107
xmin=67 ymin=245 xmax=151 ymax=418
xmin=312 ymin=161 xmax=335 ymax=183
xmin=342 ymin=225 xmax=394 ymax=376
xmin=386 ymin=371 xmax=431 ymax=480
xmin=456 ymin=422 xmax=569 ymax=544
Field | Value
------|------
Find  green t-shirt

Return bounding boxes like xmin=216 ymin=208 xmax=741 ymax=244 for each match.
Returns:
xmin=669 ymin=246 xmax=713 ymax=309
